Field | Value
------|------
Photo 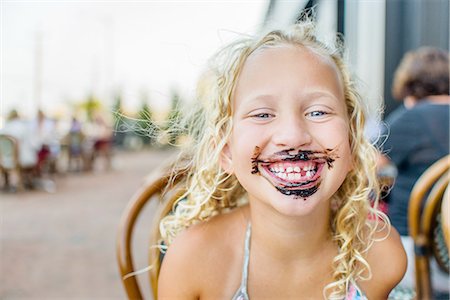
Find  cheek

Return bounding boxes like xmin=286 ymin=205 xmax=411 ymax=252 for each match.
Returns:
xmin=313 ymin=121 xmax=349 ymax=147
xmin=230 ymin=129 xmax=264 ymax=170
xmin=315 ymin=121 xmax=353 ymax=170
xmin=230 ymin=137 xmax=256 ymax=164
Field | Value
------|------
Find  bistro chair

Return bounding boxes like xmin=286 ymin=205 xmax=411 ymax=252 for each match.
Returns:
xmin=0 ymin=134 xmax=27 ymax=190
xmin=441 ymin=185 xmax=450 ymax=250
xmin=116 ymin=160 xmax=187 ymax=299
xmin=408 ymin=155 xmax=450 ymax=299
xmin=118 ymin=156 xmax=450 ymax=300
xmin=64 ymin=131 xmax=86 ymax=172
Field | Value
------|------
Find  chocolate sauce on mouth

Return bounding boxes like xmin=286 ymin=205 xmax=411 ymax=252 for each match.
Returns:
xmin=276 ymin=185 xmax=318 ymax=198
xmin=277 ymin=148 xmax=337 ymax=168
xmin=251 ymin=146 xmax=338 ymax=173
xmin=251 ymin=146 xmax=262 ymax=174
xmin=277 ymin=179 xmax=322 ymax=198
xmin=250 ymin=146 xmax=338 ymax=198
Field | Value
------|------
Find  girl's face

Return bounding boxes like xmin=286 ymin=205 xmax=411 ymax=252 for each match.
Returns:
xmin=224 ymin=45 xmax=353 ymax=217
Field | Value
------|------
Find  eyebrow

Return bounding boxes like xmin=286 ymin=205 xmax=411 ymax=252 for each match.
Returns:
xmin=244 ymin=94 xmax=276 ymax=103
xmin=299 ymin=90 xmax=341 ymax=102
xmin=245 ymin=90 xmax=341 ymax=104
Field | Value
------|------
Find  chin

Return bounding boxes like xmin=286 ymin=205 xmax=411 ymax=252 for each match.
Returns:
xmin=271 ymin=195 xmax=323 ymax=217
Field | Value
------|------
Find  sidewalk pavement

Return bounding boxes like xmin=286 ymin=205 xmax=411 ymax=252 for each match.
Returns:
xmin=0 ymin=148 xmax=176 ymax=299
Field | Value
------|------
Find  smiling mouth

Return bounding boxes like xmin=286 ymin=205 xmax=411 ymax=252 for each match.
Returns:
xmin=261 ymin=159 xmax=323 ymax=198
xmin=251 ymin=146 xmax=337 ymax=198
xmin=266 ymin=161 xmax=321 ymax=184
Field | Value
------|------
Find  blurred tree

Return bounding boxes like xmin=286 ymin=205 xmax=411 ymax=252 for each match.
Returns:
xmin=165 ymin=89 xmax=183 ymax=145
xmin=81 ymin=94 xmax=102 ymax=121
xmin=112 ymin=92 xmax=123 ymax=124
xmin=137 ymin=91 xmax=155 ymax=145
xmin=111 ymin=92 xmax=126 ymax=147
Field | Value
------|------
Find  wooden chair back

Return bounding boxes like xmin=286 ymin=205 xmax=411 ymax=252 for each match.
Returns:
xmin=0 ymin=134 xmax=26 ymax=190
xmin=65 ymin=131 xmax=86 ymax=171
xmin=441 ymin=185 xmax=450 ymax=251
xmin=408 ymin=154 xmax=450 ymax=299
xmin=0 ymin=134 xmax=20 ymax=171
xmin=116 ymin=161 xmax=187 ymax=299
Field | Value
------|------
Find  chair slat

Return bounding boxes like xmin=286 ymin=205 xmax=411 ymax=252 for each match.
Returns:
xmin=117 ymin=160 xmax=187 ymax=300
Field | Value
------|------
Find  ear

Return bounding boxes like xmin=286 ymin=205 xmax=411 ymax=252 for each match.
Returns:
xmin=220 ymin=144 xmax=234 ymax=174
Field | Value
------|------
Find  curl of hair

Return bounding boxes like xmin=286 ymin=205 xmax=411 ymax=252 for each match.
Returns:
xmin=159 ymin=19 xmax=389 ymax=299
xmin=325 ymin=56 xmax=390 ymax=298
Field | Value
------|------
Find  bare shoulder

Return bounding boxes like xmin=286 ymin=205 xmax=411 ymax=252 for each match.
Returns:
xmin=158 ymin=206 xmax=248 ymax=299
xmin=361 ymin=222 xmax=407 ymax=299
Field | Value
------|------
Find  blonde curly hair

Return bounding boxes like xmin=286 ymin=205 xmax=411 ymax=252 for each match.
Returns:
xmin=159 ymin=19 xmax=389 ymax=299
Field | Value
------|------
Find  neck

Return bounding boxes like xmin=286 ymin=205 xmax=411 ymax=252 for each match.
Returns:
xmin=404 ymin=95 xmax=450 ymax=108
xmin=426 ymin=95 xmax=450 ymax=104
xmin=248 ymin=198 xmax=334 ymax=262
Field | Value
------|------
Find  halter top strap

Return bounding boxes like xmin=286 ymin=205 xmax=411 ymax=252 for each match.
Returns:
xmin=230 ymin=223 xmax=367 ymax=300
xmin=231 ymin=222 xmax=251 ymax=300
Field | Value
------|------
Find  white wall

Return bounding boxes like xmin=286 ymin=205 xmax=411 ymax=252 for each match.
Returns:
xmin=345 ymin=0 xmax=386 ymax=119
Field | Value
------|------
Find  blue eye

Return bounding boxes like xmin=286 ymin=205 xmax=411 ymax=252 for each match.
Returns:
xmin=251 ymin=112 xmax=274 ymax=119
xmin=255 ymin=113 xmax=272 ymax=118
xmin=307 ymin=111 xmax=328 ymax=118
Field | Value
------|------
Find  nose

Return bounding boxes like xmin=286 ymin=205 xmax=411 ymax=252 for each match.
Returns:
xmin=271 ymin=112 xmax=312 ymax=149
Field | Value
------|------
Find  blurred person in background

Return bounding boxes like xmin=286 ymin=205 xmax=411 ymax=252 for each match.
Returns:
xmin=63 ymin=116 xmax=86 ymax=172
xmin=378 ymin=47 xmax=449 ymax=293
xmin=32 ymin=109 xmax=61 ymax=175
xmin=85 ymin=111 xmax=113 ymax=171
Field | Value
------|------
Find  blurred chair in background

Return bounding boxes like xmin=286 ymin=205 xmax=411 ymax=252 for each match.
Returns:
xmin=0 ymin=110 xmax=40 ymax=191
xmin=442 ymin=186 xmax=450 ymax=249
xmin=0 ymin=134 xmax=36 ymax=191
xmin=65 ymin=131 xmax=86 ymax=172
xmin=63 ymin=117 xmax=87 ymax=172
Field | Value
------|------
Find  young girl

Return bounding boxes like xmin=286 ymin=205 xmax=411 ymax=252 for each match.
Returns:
xmin=157 ymin=20 xmax=406 ymax=299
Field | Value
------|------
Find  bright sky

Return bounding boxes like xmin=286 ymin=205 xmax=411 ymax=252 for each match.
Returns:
xmin=1 ymin=1 xmax=268 ymax=120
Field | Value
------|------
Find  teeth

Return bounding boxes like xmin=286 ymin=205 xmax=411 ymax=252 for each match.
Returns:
xmin=272 ymin=165 xmax=314 ymax=173
xmin=273 ymin=169 xmax=316 ymax=181
xmin=276 ymin=172 xmax=288 ymax=179
xmin=270 ymin=163 xmax=317 ymax=179
xmin=306 ymin=170 xmax=316 ymax=178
